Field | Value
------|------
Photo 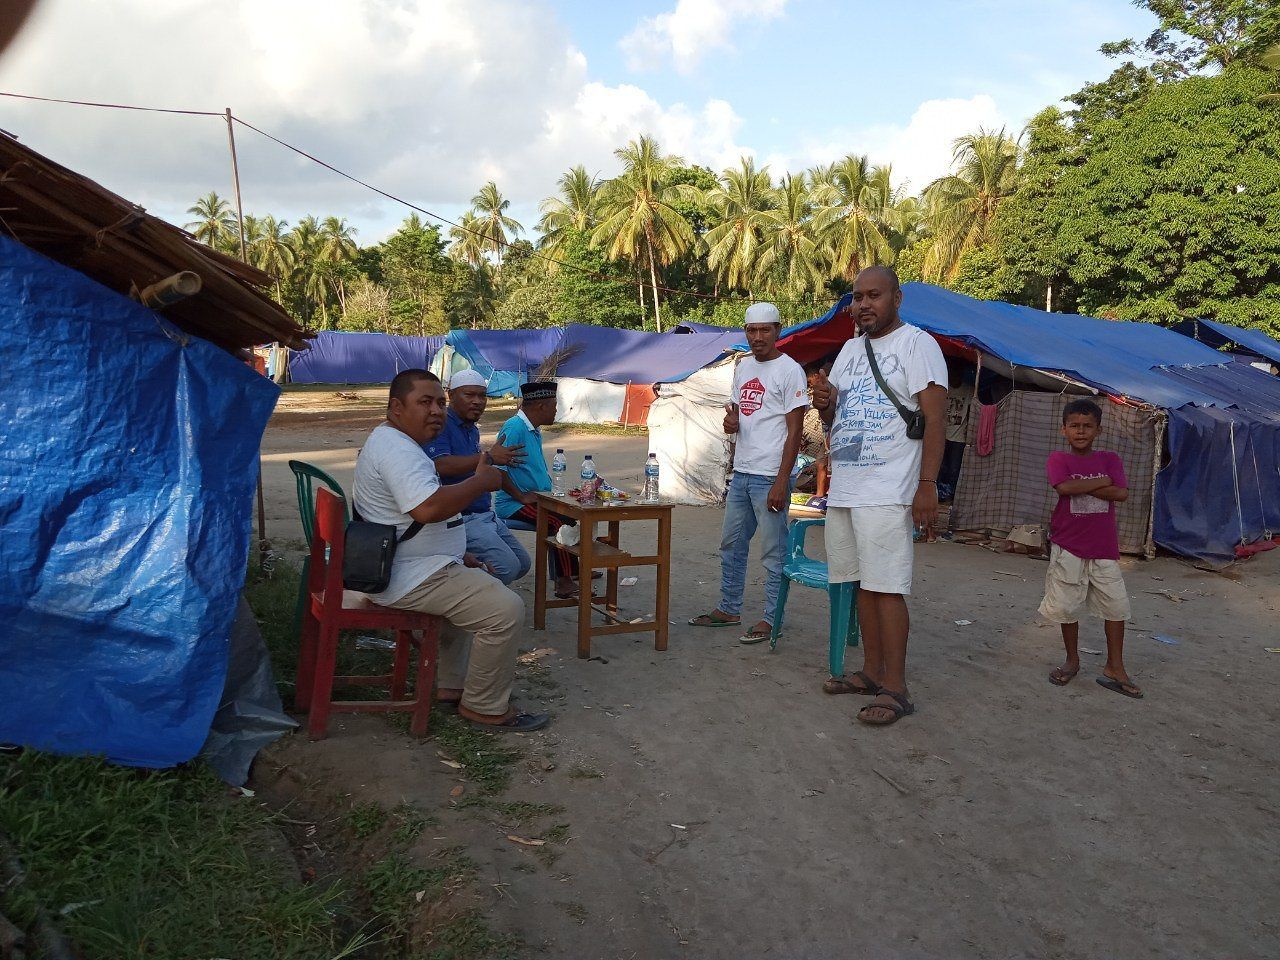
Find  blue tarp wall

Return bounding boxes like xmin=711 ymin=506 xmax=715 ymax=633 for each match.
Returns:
xmin=290 ymin=330 xmax=444 ymax=384
xmin=445 ymin=325 xmax=739 ymax=396
xmin=0 ymin=236 xmax=278 ymax=767
xmin=775 ymin=283 xmax=1280 ymax=564
xmin=1171 ymin=318 xmax=1280 ymax=368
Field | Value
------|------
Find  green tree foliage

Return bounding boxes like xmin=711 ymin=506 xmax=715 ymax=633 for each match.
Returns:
xmin=378 ymin=214 xmax=452 ymax=335
xmin=552 ymin=229 xmax=644 ymax=329
xmin=1049 ymin=66 xmax=1280 ymax=330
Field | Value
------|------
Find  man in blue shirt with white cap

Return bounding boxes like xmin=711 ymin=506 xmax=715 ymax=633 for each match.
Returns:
xmin=426 ymin=369 xmax=531 ymax=585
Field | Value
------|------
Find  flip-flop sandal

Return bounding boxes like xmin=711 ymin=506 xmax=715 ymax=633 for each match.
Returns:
xmin=688 ymin=612 xmax=740 ymax=628
xmin=472 ymin=711 xmax=550 ymax=732
xmin=857 ymin=689 xmax=915 ymax=726
xmin=1048 ymin=667 xmax=1078 ymax=686
xmin=1096 ymin=676 xmax=1144 ymax=699
xmin=824 ymin=671 xmax=880 ymax=696
xmin=738 ymin=626 xmax=771 ymax=645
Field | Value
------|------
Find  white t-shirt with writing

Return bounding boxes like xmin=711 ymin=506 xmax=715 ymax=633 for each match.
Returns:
xmin=827 ymin=324 xmax=948 ymax=507
xmin=352 ymin=422 xmax=467 ymax=603
xmin=731 ymin=353 xmax=809 ymax=478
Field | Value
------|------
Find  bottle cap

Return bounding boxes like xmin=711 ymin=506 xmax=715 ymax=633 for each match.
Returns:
xmin=556 ymin=448 xmax=563 ymax=453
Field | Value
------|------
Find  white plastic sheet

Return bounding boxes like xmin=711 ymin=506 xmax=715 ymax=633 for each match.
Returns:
xmin=556 ymin=377 xmax=627 ymax=424
xmin=647 ymin=359 xmax=737 ymax=504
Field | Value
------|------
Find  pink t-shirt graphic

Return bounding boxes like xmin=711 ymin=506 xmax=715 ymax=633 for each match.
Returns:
xmin=1046 ymin=449 xmax=1126 ymax=560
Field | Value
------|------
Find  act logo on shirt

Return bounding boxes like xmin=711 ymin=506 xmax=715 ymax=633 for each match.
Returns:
xmin=739 ymin=377 xmax=766 ymax=416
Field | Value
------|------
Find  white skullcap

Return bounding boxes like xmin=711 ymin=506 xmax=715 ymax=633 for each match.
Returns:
xmin=743 ymin=302 xmax=782 ymax=326
xmin=448 ymin=369 xmax=488 ymax=390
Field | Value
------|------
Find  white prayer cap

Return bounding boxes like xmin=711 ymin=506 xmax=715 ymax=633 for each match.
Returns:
xmin=448 ymin=369 xmax=488 ymax=390
xmin=743 ymin=302 xmax=782 ymax=326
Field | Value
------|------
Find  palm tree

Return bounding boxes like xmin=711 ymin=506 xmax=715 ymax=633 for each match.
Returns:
xmin=702 ymin=157 xmax=775 ymax=294
xmin=470 ymin=181 xmax=522 ymax=265
xmin=451 ymin=261 xmax=499 ymax=328
xmin=185 ymin=192 xmax=237 ymax=248
xmin=812 ymin=155 xmax=902 ymax=280
xmin=591 ymin=135 xmax=696 ymax=331
xmin=757 ymin=174 xmax=824 ymax=298
xmin=289 ymin=216 xmax=333 ymax=326
xmin=318 ymin=216 xmax=358 ymax=313
xmin=922 ymin=128 xmax=1020 ymax=281
xmin=537 ymin=165 xmax=601 ymax=256
xmin=449 ymin=212 xmax=487 ymax=268
xmin=250 ymin=215 xmax=295 ymax=299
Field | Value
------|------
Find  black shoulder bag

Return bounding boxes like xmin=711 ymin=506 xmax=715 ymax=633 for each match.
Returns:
xmin=343 ymin=506 xmax=423 ymax=594
xmin=865 ymin=338 xmax=926 ymax=440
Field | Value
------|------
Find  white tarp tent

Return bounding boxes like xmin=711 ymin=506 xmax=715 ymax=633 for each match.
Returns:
xmin=555 ymin=377 xmax=627 ymax=425
xmin=647 ymin=358 xmax=736 ymax=504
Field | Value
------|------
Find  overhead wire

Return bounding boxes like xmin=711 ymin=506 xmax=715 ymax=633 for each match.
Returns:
xmin=0 ymin=89 xmax=844 ymax=312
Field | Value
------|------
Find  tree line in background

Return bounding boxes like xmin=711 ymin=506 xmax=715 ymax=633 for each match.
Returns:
xmin=188 ymin=0 xmax=1280 ymax=337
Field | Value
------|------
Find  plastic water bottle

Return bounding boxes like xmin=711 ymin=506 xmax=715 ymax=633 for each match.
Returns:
xmin=643 ymin=453 xmax=660 ymax=502
xmin=580 ymin=454 xmax=597 ymax=498
xmin=552 ymin=449 xmax=568 ymax=495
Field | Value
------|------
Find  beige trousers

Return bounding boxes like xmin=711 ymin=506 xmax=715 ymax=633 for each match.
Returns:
xmin=387 ymin=562 xmax=524 ymax=716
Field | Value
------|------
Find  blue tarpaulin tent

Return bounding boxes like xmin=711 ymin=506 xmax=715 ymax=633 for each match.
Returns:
xmin=445 ymin=326 xmax=739 ymax=396
xmin=0 ymin=237 xmax=278 ymax=767
xmin=1171 ymin=318 xmax=1280 ymax=368
xmin=774 ymin=283 xmax=1280 ymax=564
xmin=290 ymin=330 xmax=444 ymax=384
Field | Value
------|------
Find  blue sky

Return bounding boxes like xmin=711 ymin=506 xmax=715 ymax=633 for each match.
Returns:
xmin=0 ymin=0 xmax=1157 ymax=241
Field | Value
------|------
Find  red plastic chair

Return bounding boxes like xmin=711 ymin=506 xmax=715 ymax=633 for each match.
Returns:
xmin=296 ymin=487 xmax=442 ymax=740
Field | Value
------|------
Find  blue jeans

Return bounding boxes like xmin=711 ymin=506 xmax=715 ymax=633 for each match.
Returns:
xmin=719 ymin=472 xmax=789 ymax=625
xmin=463 ymin=511 xmax=531 ymax=586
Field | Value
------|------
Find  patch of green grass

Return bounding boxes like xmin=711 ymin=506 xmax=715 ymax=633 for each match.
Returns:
xmin=541 ymin=823 xmax=571 ymax=844
xmin=361 ymin=854 xmax=451 ymax=939
xmin=422 ymin=913 xmax=520 ymax=960
xmin=567 ymin=764 xmax=604 ymax=780
xmin=554 ymin=900 xmax=588 ymax=925
xmin=544 ymin=421 xmax=647 ymax=437
xmin=0 ymin=752 xmax=371 ymax=960
xmin=344 ymin=802 xmax=389 ymax=840
xmin=429 ymin=712 xmax=521 ymax=797
xmin=389 ymin=801 xmax=435 ymax=845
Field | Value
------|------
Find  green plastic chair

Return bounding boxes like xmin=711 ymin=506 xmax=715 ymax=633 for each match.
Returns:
xmin=769 ymin=518 xmax=860 ymax=677
xmin=288 ymin=460 xmax=349 ymax=638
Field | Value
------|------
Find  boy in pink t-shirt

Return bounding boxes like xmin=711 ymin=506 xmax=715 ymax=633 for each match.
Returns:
xmin=1039 ymin=399 xmax=1142 ymax=699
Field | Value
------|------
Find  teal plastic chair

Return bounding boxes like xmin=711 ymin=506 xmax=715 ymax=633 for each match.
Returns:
xmin=288 ymin=460 xmax=349 ymax=637
xmin=769 ymin=518 xmax=860 ymax=677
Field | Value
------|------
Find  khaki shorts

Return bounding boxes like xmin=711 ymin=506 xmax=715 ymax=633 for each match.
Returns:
xmin=825 ymin=504 xmax=914 ymax=595
xmin=1038 ymin=544 xmax=1131 ymax=623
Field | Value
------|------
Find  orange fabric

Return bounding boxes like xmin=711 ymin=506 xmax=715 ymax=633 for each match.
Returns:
xmin=620 ymin=384 xmax=656 ymax=426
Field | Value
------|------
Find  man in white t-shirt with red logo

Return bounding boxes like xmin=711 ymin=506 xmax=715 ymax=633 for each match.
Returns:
xmin=811 ymin=267 xmax=947 ymax=727
xmin=690 ymin=302 xmax=808 ymax=644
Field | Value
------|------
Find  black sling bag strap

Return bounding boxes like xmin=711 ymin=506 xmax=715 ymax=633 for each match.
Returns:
xmin=864 ymin=337 xmax=926 ymax=440
xmin=342 ymin=503 xmax=425 ymax=594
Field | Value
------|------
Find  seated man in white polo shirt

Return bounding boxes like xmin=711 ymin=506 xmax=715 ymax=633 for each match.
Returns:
xmin=352 ymin=368 xmax=549 ymax=732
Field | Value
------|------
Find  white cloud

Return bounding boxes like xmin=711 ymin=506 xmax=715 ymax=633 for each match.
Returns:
xmin=620 ymin=0 xmax=788 ymax=74
xmin=0 ymin=1 xmax=1014 ymax=245
xmin=773 ymin=95 xmax=1013 ymax=195
xmin=0 ymin=0 xmax=758 ymax=238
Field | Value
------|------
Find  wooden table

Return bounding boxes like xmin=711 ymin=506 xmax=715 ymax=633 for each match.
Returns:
xmin=531 ymin=491 xmax=674 ymax=658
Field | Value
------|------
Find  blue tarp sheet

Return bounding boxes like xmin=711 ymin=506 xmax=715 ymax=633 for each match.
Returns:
xmin=446 ymin=328 xmax=565 ymax=397
xmin=774 ymin=283 xmax=1280 ymax=563
xmin=447 ymin=326 xmax=738 ymax=392
xmin=0 ymin=237 xmax=278 ymax=767
xmin=290 ymin=330 xmax=443 ymax=384
xmin=557 ymin=324 xmax=738 ymax=384
xmin=1172 ymin=318 xmax=1280 ymax=368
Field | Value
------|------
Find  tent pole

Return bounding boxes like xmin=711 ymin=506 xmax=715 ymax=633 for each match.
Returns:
xmin=225 ymin=106 xmax=267 ymax=564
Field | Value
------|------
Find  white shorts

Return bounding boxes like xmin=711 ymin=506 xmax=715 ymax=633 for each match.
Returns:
xmin=1038 ymin=544 xmax=1131 ymax=623
xmin=824 ymin=505 xmax=914 ymax=595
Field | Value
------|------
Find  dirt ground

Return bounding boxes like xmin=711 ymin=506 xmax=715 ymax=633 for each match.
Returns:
xmin=259 ymin=388 xmax=1280 ymax=960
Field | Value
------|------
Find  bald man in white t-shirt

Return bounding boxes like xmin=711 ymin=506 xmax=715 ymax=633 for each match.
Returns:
xmin=812 ymin=268 xmax=947 ymax=727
